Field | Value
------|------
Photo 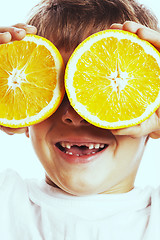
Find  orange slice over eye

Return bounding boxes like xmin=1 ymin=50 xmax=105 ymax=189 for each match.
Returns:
xmin=0 ymin=34 xmax=65 ymax=128
xmin=65 ymin=29 xmax=160 ymax=129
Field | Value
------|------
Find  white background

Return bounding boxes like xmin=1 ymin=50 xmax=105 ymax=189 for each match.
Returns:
xmin=0 ymin=0 xmax=159 ymax=187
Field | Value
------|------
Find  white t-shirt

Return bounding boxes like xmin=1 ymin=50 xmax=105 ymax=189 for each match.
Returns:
xmin=0 ymin=169 xmax=159 ymax=240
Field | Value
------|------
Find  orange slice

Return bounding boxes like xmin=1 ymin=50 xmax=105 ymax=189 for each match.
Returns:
xmin=65 ymin=30 xmax=160 ymax=129
xmin=0 ymin=34 xmax=64 ymax=128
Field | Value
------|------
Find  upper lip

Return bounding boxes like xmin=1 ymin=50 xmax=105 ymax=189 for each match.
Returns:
xmin=51 ymin=135 xmax=115 ymax=146
xmin=48 ymin=128 xmax=115 ymax=146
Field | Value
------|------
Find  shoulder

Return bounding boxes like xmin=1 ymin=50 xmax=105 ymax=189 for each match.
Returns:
xmin=141 ymin=186 xmax=160 ymax=213
xmin=0 ymin=170 xmax=45 ymax=237
xmin=0 ymin=169 xmax=29 ymax=199
xmin=0 ymin=168 xmax=24 ymax=187
xmin=0 ymin=169 xmax=44 ymax=214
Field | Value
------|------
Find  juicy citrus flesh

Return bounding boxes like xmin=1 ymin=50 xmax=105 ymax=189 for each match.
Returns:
xmin=0 ymin=34 xmax=64 ymax=128
xmin=65 ymin=30 xmax=160 ymax=129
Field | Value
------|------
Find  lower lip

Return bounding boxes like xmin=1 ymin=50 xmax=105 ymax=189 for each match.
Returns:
xmin=54 ymin=145 xmax=108 ymax=164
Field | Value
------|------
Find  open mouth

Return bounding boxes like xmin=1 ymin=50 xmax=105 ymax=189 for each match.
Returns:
xmin=55 ymin=142 xmax=108 ymax=157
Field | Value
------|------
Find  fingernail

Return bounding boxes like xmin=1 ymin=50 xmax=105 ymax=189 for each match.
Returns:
xmin=4 ymin=32 xmax=10 ymax=36
xmin=7 ymin=132 xmax=14 ymax=135
xmin=27 ymin=25 xmax=35 ymax=28
xmin=26 ymin=25 xmax=37 ymax=32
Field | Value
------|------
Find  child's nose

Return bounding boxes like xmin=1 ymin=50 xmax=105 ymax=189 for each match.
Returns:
xmin=62 ymin=105 xmax=89 ymax=127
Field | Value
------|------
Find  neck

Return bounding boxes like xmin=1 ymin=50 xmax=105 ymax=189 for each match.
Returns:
xmin=45 ymin=175 xmax=60 ymax=189
xmin=100 ymin=171 xmax=137 ymax=194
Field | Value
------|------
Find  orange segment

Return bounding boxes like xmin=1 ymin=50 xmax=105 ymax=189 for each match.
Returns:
xmin=0 ymin=34 xmax=65 ymax=128
xmin=25 ymin=45 xmax=57 ymax=90
xmin=65 ymin=29 xmax=160 ymax=129
xmin=7 ymin=41 xmax=37 ymax=70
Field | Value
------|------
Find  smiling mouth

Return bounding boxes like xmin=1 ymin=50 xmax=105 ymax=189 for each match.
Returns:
xmin=55 ymin=142 xmax=108 ymax=157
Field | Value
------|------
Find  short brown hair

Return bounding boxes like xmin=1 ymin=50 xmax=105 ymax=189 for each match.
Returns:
xmin=27 ymin=0 xmax=159 ymax=51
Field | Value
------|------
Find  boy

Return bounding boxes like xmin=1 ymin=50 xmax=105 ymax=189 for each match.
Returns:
xmin=1 ymin=0 xmax=160 ymax=239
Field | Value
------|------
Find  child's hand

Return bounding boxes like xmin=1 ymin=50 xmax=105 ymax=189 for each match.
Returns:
xmin=111 ymin=110 xmax=160 ymax=139
xmin=110 ymin=21 xmax=160 ymax=139
xmin=0 ymin=126 xmax=28 ymax=135
xmin=0 ymin=23 xmax=37 ymax=43
xmin=0 ymin=23 xmax=37 ymax=135
xmin=110 ymin=21 xmax=160 ymax=52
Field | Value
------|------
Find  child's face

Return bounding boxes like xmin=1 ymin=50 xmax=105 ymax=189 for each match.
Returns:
xmin=28 ymin=49 xmax=148 ymax=196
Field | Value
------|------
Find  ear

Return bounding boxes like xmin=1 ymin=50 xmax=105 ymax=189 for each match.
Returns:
xmin=25 ymin=127 xmax=30 ymax=138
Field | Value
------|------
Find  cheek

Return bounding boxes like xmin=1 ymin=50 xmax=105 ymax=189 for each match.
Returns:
xmin=29 ymin=125 xmax=51 ymax=163
xmin=114 ymin=136 xmax=146 ymax=170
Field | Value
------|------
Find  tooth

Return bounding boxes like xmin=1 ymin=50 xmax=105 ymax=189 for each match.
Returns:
xmin=66 ymin=143 xmax=71 ymax=149
xmin=66 ymin=151 xmax=73 ymax=155
xmin=76 ymin=154 xmax=80 ymax=156
xmin=95 ymin=144 xmax=100 ymax=149
xmin=61 ymin=142 xmax=66 ymax=148
xmin=91 ymin=152 xmax=96 ymax=154
xmin=100 ymin=144 xmax=105 ymax=148
xmin=89 ymin=144 xmax=94 ymax=149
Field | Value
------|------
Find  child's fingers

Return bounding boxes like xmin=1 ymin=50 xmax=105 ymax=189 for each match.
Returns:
xmin=0 ymin=126 xmax=28 ymax=135
xmin=12 ymin=23 xmax=37 ymax=34
xmin=122 ymin=21 xmax=147 ymax=33
xmin=110 ymin=23 xmax=123 ymax=30
xmin=110 ymin=21 xmax=144 ymax=32
xmin=111 ymin=21 xmax=160 ymax=49
xmin=0 ymin=26 xmax=26 ymax=41
xmin=0 ymin=32 xmax=12 ymax=44
xmin=111 ymin=125 xmax=142 ymax=138
xmin=122 ymin=21 xmax=160 ymax=50
xmin=111 ymin=111 xmax=160 ymax=138
xmin=0 ymin=24 xmax=37 ymax=43
xmin=136 ymin=28 xmax=160 ymax=50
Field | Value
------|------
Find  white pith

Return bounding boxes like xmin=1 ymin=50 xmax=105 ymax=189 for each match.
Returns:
xmin=8 ymin=68 xmax=27 ymax=90
xmin=108 ymin=62 xmax=130 ymax=94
